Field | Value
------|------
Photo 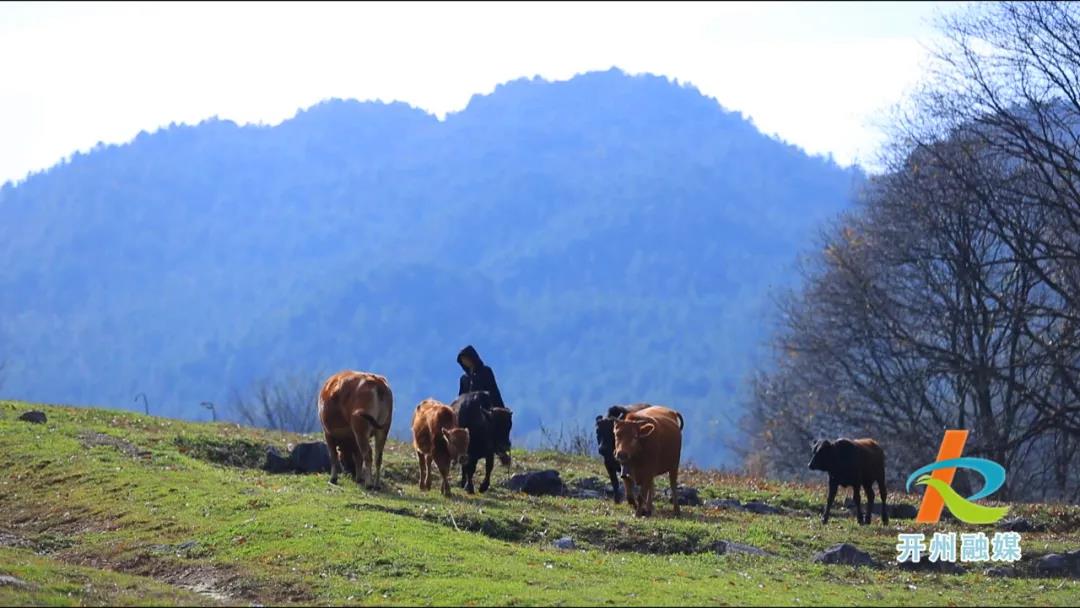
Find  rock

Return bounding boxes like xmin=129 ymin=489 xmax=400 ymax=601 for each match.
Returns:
xmin=288 ymin=442 xmax=331 ymax=474
xmin=504 ymin=470 xmax=565 ymax=496
xmin=888 ymin=504 xmax=919 ymax=520
xmin=262 ymin=447 xmax=292 ymax=474
xmin=997 ymin=517 xmax=1045 ymax=533
xmin=1037 ymin=554 xmax=1070 ymax=576
xmin=813 ymin=543 xmax=878 ymax=568
xmin=0 ymin=575 xmax=31 ymax=589
xmin=984 ymin=566 xmax=1016 ymax=578
xmin=712 ymin=540 xmax=770 ymax=557
xmin=842 ymin=500 xmax=918 ymax=520
xmin=900 ymin=559 xmax=964 ymax=574
xmin=552 ymin=536 xmax=576 ymax=550
xmin=176 ymin=540 xmax=199 ymax=551
xmin=741 ymin=500 xmax=782 ymax=515
xmin=661 ymin=485 xmax=702 ymax=506
xmin=1036 ymin=550 xmax=1080 ymax=577
xmin=17 ymin=411 xmax=46 ymax=424
xmin=706 ymin=498 xmax=743 ymax=510
xmin=566 ymin=477 xmax=614 ymax=500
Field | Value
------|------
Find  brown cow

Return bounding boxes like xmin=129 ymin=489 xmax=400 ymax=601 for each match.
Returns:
xmin=412 ymin=398 xmax=470 ymax=497
xmin=613 ymin=405 xmax=683 ymax=517
xmin=318 ymin=370 xmax=393 ymax=489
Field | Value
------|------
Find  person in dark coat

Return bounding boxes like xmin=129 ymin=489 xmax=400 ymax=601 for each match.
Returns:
xmin=457 ymin=345 xmax=506 ymax=410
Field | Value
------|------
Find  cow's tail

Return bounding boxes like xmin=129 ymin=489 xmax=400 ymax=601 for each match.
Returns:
xmin=363 ymin=379 xmax=393 ymax=430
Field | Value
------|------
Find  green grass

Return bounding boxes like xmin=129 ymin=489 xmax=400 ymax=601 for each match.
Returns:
xmin=1 ymin=400 xmax=1078 ymax=606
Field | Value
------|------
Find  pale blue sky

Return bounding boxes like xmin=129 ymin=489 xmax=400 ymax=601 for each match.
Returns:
xmin=0 ymin=1 xmax=959 ymax=185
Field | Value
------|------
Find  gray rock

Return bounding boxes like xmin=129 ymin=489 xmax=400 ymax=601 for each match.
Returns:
xmin=661 ymin=485 xmax=702 ymax=506
xmin=262 ymin=447 xmax=292 ymax=474
xmin=741 ymin=500 xmax=782 ymax=515
xmin=552 ymin=536 xmax=576 ymax=550
xmin=813 ymin=543 xmax=878 ymax=568
xmin=288 ymin=442 xmax=332 ymax=474
xmin=505 ymin=470 xmax=565 ymax=496
xmin=712 ymin=540 xmax=770 ymax=557
xmin=566 ymin=477 xmax=613 ymax=500
xmin=1036 ymin=550 xmax=1080 ymax=577
xmin=706 ymin=498 xmax=743 ymax=510
xmin=1037 ymin=554 xmax=1070 ymax=576
xmin=842 ymin=500 xmax=917 ymax=520
xmin=177 ymin=540 xmax=199 ymax=551
xmin=997 ymin=517 xmax=1045 ymax=533
xmin=0 ymin=575 xmax=30 ymax=589
xmin=900 ymin=559 xmax=964 ymax=574
xmin=17 ymin=411 xmax=46 ymax=424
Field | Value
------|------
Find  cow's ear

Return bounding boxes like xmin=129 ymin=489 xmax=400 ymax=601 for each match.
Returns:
xmin=638 ymin=423 xmax=655 ymax=437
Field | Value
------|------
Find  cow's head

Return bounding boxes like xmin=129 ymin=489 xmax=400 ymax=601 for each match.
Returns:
xmin=808 ymin=439 xmax=833 ymax=472
xmin=491 ymin=407 xmax=513 ymax=466
xmin=613 ymin=418 xmax=655 ymax=464
xmin=442 ymin=427 xmax=471 ymax=465
xmin=595 ymin=415 xmax=616 ymax=457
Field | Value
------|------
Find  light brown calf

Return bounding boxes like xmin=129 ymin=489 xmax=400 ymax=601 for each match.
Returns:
xmin=613 ymin=405 xmax=683 ymax=517
xmin=318 ymin=370 xmax=393 ymax=489
xmin=412 ymin=398 xmax=470 ymax=497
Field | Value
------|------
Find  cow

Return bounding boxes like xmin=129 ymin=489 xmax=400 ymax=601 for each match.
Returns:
xmin=412 ymin=398 xmax=470 ymax=497
xmin=451 ymin=391 xmax=513 ymax=494
xmin=612 ymin=405 xmax=683 ymax=517
xmin=596 ymin=404 xmax=685 ymax=503
xmin=808 ymin=438 xmax=889 ymax=526
xmin=317 ymin=370 xmax=394 ymax=490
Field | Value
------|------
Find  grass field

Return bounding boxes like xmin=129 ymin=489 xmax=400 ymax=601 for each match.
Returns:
xmin=1 ymin=400 xmax=1078 ymax=606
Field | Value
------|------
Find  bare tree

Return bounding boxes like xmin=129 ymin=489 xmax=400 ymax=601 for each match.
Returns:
xmin=230 ymin=372 xmax=324 ymax=434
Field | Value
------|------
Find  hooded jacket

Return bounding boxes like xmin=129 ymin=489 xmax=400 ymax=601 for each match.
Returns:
xmin=457 ymin=345 xmax=506 ymax=410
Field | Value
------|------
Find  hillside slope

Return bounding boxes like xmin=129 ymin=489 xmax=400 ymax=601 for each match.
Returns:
xmin=1 ymin=401 xmax=1078 ymax=606
xmin=0 ymin=69 xmax=862 ymax=466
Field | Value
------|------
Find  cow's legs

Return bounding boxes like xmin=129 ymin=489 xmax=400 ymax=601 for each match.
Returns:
xmin=605 ymin=458 xmax=623 ymax=504
xmin=822 ymin=480 xmax=838 ymax=524
xmin=372 ymin=428 xmax=388 ymax=490
xmin=877 ymin=475 xmax=889 ymax=526
xmin=479 ymin=454 xmax=494 ymax=493
xmin=852 ymin=485 xmax=864 ymax=525
xmin=463 ymin=455 xmax=478 ymax=494
xmin=325 ymin=433 xmax=342 ymax=485
xmin=624 ymin=476 xmax=641 ymax=516
xmin=863 ymin=482 xmax=875 ymax=525
xmin=416 ymin=451 xmax=428 ymax=490
xmin=669 ymin=469 xmax=680 ymax=517
xmin=642 ymin=478 xmax=655 ymax=517
xmin=436 ymin=456 xmax=452 ymax=497
xmin=348 ymin=417 xmax=371 ymax=488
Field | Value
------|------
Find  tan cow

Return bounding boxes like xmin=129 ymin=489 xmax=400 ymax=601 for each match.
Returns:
xmin=318 ymin=370 xmax=393 ymax=489
xmin=613 ymin=405 xmax=683 ymax=517
xmin=411 ymin=398 xmax=470 ymax=497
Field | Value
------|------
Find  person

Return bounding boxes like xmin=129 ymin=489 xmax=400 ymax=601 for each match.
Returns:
xmin=457 ymin=345 xmax=506 ymax=410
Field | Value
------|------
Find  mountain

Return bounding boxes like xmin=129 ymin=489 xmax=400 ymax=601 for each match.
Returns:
xmin=0 ymin=68 xmax=862 ymax=466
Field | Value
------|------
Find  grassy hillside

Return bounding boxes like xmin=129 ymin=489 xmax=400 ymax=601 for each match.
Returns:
xmin=1 ymin=400 xmax=1078 ymax=606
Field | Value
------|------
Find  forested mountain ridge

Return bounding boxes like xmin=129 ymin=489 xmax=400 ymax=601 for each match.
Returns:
xmin=0 ymin=68 xmax=862 ymax=466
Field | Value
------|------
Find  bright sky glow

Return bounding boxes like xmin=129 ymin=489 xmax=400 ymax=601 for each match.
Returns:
xmin=0 ymin=1 xmax=957 ymax=184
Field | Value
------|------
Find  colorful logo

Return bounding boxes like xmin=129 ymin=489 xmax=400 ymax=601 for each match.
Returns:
xmin=905 ymin=430 xmax=1009 ymax=525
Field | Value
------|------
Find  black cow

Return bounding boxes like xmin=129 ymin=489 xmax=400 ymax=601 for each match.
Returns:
xmin=452 ymin=391 xmax=513 ymax=494
xmin=595 ymin=405 xmax=646 ymax=502
xmin=808 ymin=438 xmax=889 ymax=525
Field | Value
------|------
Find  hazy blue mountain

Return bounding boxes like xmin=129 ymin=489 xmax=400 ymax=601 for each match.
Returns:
xmin=0 ymin=68 xmax=861 ymax=466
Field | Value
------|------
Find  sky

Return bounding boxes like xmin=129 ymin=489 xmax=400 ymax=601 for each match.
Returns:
xmin=0 ymin=1 xmax=958 ymax=185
